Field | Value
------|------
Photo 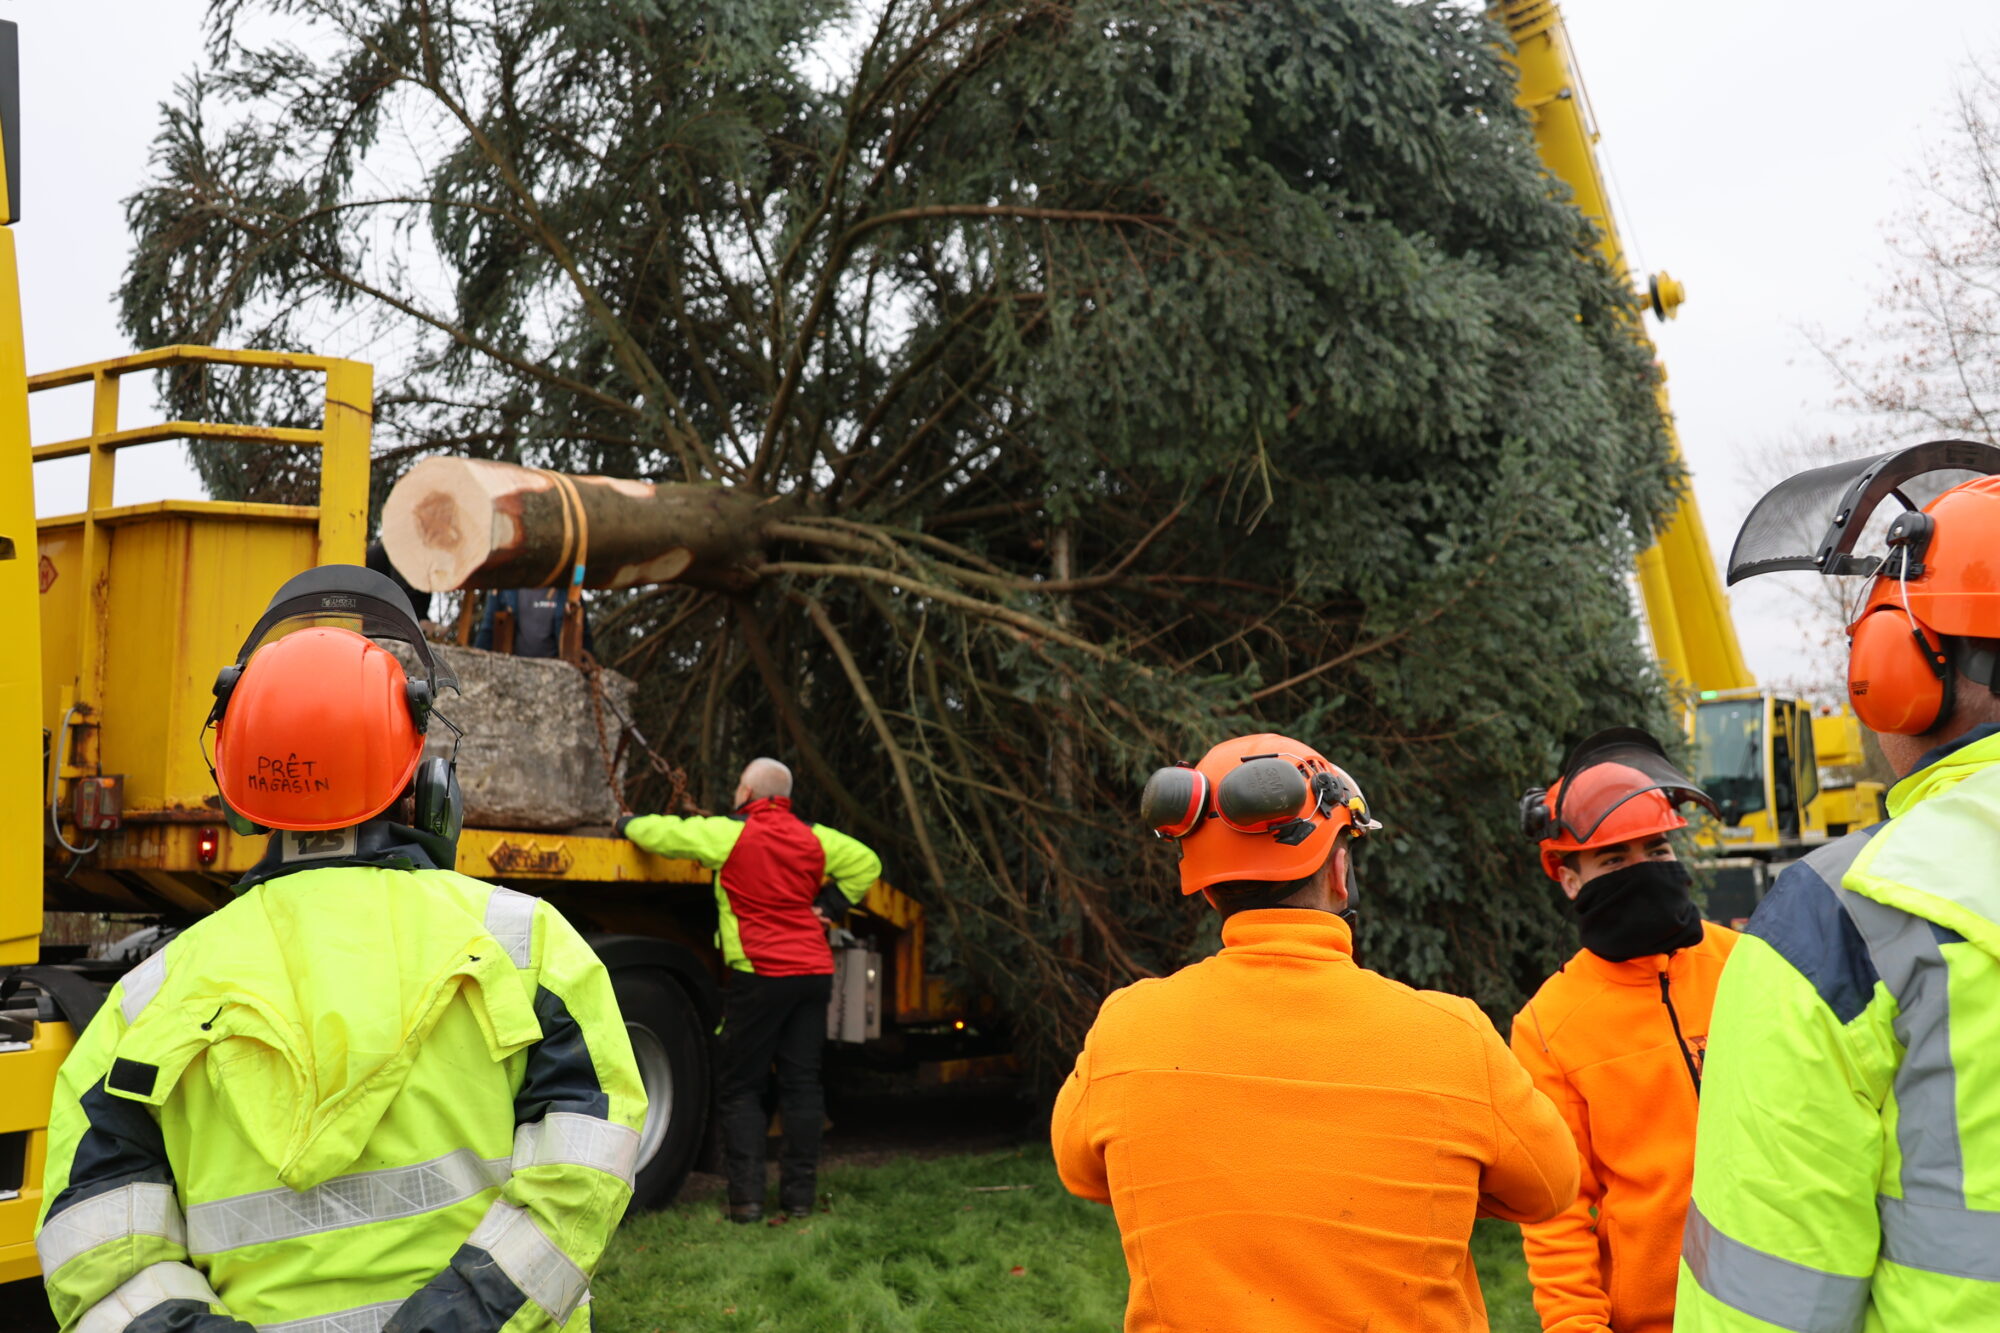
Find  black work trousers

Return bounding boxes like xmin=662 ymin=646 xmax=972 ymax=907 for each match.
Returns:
xmin=719 ymin=971 xmax=833 ymax=1212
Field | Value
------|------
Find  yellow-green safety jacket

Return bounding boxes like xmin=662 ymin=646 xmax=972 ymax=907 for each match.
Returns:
xmin=623 ymin=796 xmax=879 ymax=976
xmin=1677 ymin=723 xmax=2000 ymax=1331
xmin=36 ymin=840 xmax=646 ymax=1333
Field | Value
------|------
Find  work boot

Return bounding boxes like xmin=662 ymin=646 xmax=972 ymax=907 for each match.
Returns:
xmin=727 ymin=1202 xmax=763 ymax=1225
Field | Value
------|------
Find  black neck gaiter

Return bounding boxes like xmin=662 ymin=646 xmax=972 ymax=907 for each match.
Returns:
xmin=1573 ymin=860 xmax=1704 ymax=963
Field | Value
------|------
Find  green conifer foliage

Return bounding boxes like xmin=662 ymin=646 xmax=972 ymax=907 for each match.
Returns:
xmin=123 ymin=0 xmax=1680 ymax=1067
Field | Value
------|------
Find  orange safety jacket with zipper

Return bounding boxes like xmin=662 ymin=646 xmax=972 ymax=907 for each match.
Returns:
xmin=1509 ymin=920 xmax=1738 ymax=1333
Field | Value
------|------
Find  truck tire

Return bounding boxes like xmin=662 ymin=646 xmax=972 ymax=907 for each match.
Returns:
xmin=611 ymin=966 xmax=710 ymax=1210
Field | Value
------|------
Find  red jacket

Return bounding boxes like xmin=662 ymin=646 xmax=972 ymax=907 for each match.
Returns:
xmin=623 ymin=797 xmax=881 ymax=974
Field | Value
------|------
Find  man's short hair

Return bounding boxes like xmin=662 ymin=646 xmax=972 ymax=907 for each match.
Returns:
xmin=738 ymin=757 xmax=794 ymax=801
xmin=1205 ymin=871 xmax=1323 ymax=917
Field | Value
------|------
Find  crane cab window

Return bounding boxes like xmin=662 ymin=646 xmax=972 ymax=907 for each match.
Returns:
xmin=1695 ymin=699 xmax=1765 ymax=824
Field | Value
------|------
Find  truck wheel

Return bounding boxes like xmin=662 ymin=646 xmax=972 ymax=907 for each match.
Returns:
xmin=611 ymin=967 xmax=710 ymax=1210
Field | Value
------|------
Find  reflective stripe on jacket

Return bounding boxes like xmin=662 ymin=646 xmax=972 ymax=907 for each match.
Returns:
xmin=36 ymin=863 xmax=646 ymax=1333
xmin=1051 ymin=909 xmax=1579 ymax=1332
xmin=1511 ymin=921 xmax=1737 ymax=1333
xmin=623 ymin=797 xmax=880 ymax=975
xmin=1677 ymin=723 xmax=2000 ymax=1331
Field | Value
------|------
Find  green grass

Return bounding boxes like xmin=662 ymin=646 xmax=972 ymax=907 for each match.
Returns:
xmin=594 ymin=1148 xmax=1539 ymax=1332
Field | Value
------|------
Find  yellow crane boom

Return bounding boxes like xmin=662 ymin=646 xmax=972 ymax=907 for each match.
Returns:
xmin=1495 ymin=0 xmax=1754 ymax=695
xmin=1490 ymin=1 xmax=1881 ymax=909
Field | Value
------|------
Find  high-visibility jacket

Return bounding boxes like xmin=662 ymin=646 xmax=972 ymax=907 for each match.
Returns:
xmin=1510 ymin=921 xmax=1738 ymax=1333
xmin=37 ymin=838 xmax=646 ymax=1333
xmin=1051 ymin=908 xmax=1579 ymax=1332
xmin=1677 ymin=723 xmax=2000 ymax=1331
xmin=623 ymin=796 xmax=879 ymax=975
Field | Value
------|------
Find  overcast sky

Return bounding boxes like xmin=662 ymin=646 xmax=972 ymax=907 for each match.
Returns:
xmin=21 ymin=0 xmax=2000 ymax=691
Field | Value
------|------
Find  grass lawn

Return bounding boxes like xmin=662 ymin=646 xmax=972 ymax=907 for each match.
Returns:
xmin=594 ymin=1148 xmax=1540 ymax=1332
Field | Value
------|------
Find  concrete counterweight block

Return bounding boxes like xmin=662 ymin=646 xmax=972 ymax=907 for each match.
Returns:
xmin=389 ymin=641 xmax=637 ymax=831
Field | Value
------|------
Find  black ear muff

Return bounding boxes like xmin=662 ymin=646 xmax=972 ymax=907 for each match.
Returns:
xmin=1520 ymin=786 xmax=1552 ymax=841
xmin=1142 ymin=764 xmax=1209 ymax=839
xmin=1217 ymin=757 xmax=1311 ymax=832
xmin=406 ymin=679 xmax=435 ymax=734
xmin=208 ymin=664 xmax=243 ymax=727
xmin=412 ymin=756 xmax=463 ymax=845
xmin=218 ymin=792 xmax=265 ymax=838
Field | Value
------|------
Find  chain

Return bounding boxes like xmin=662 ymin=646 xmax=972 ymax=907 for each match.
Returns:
xmin=580 ymin=652 xmax=703 ymax=817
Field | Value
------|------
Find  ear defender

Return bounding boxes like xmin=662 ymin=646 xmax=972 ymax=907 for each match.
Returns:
xmin=1142 ymin=764 xmax=1209 ymax=839
xmin=207 ymin=664 xmax=243 ymax=727
xmin=412 ymin=756 xmax=464 ymax=845
xmin=1519 ymin=786 xmax=1553 ymax=841
xmin=1848 ymin=606 xmax=1954 ymax=736
xmin=219 ymin=795 xmax=266 ymax=838
xmin=405 ymin=679 xmax=434 ymax=734
xmin=1215 ymin=757 xmax=1312 ymax=832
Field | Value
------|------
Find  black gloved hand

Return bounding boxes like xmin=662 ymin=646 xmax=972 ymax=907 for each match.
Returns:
xmin=813 ymin=881 xmax=850 ymax=924
xmin=615 ymin=813 xmax=637 ymax=838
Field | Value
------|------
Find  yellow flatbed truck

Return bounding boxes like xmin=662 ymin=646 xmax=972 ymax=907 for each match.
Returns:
xmin=9 ymin=355 xmax=941 ymax=1272
xmin=0 ymin=32 xmax=942 ymax=1287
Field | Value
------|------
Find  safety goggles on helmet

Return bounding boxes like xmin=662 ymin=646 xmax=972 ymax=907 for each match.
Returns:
xmin=1142 ymin=751 xmax=1381 ymax=846
xmin=1726 ymin=440 xmax=2000 ymax=586
xmin=1521 ymin=727 xmax=1717 ymax=848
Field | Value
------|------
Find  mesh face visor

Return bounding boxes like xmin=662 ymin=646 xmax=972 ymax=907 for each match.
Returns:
xmin=232 ymin=564 xmax=458 ymax=694
xmin=1549 ymin=728 xmax=1718 ymax=844
xmin=1726 ymin=440 xmax=2000 ymax=585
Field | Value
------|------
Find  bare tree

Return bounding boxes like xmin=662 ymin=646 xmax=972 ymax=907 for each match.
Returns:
xmin=1821 ymin=58 xmax=2000 ymax=445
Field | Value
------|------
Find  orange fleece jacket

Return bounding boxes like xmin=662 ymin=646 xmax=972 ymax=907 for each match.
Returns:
xmin=1051 ymin=909 xmax=1578 ymax=1333
xmin=1509 ymin=922 xmax=1738 ymax=1333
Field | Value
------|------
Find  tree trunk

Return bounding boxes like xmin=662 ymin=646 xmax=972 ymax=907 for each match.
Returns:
xmin=381 ymin=457 xmax=779 ymax=592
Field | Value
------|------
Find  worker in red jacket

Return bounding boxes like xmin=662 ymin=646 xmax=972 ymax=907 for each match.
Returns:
xmin=1511 ymin=727 xmax=1739 ymax=1333
xmin=620 ymin=758 xmax=880 ymax=1223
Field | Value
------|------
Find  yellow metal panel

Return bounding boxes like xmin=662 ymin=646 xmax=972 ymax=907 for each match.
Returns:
xmin=98 ymin=512 xmax=185 ymax=811
xmin=34 ymin=521 xmax=81 ymax=763
xmin=62 ymin=508 xmax=317 ymax=815
xmin=1812 ymin=784 xmax=1885 ymax=833
xmin=318 ymin=360 xmax=372 ymax=565
xmin=163 ymin=512 xmax=321 ymax=806
xmin=92 ymin=499 xmax=317 ymax=527
xmin=0 ymin=1022 xmax=77 ymax=1282
xmin=457 ymin=829 xmax=713 ymax=884
xmin=0 ymin=1247 xmax=39 ymax=1289
xmin=0 ymin=225 xmax=35 ymax=966
xmin=1812 ymin=711 xmax=1867 ymax=769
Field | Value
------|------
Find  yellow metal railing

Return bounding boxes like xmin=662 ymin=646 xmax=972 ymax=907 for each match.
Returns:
xmin=30 ymin=345 xmax=374 ymax=856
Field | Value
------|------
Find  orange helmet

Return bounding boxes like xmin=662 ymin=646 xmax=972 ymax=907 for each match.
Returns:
xmin=1140 ymin=733 xmax=1380 ymax=896
xmin=210 ymin=566 xmax=455 ymax=832
xmin=1522 ymin=728 xmax=1717 ymax=880
xmin=1843 ymin=475 xmax=2000 ymax=734
xmin=1728 ymin=443 xmax=2000 ymax=735
xmin=216 ymin=628 xmax=424 ymax=831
